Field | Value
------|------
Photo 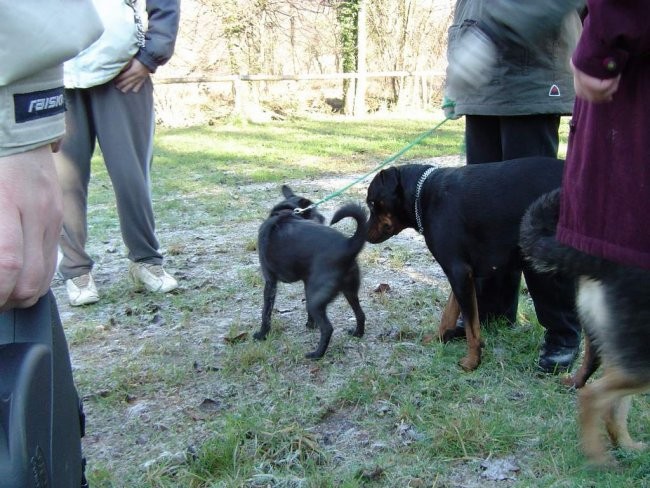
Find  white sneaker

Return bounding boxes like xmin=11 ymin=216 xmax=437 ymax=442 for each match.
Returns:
xmin=65 ymin=273 xmax=100 ymax=306
xmin=129 ymin=262 xmax=178 ymax=293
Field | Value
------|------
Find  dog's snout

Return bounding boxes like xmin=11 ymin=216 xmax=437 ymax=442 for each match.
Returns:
xmin=366 ymin=215 xmax=392 ymax=243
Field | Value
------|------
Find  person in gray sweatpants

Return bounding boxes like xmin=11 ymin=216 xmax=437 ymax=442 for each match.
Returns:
xmin=55 ymin=0 xmax=181 ymax=306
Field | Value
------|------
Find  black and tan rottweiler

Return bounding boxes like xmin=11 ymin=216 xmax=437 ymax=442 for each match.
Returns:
xmin=255 ymin=185 xmax=367 ymax=359
xmin=521 ymin=189 xmax=650 ymax=465
xmin=365 ymin=157 xmax=568 ymax=371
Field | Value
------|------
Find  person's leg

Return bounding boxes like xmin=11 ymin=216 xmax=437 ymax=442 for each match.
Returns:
xmin=500 ymin=114 xmax=561 ymax=160
xmin=523 ymin=265 xmax=581 ymax=372
xmin=501 ymin=114 xmax=580 ymax=371
xmin=472 ymin=114 xmax=563 ymax=325
xmin=90 ymin=78 xmax=162 ymax=264
xmin=55 ymin=89 xmax=96 ymax=280
xmin=464 ymin=115 xmax=504 ymax=164
xmin=474 ymin=269 xmax=520 ymax=324
xmin=464 ymin=115 xmax=521 ymax=325
xmin=90 ymin=79 xmax=177 ymax=292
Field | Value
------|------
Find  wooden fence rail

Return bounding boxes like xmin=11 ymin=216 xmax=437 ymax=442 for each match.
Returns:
xmin=153 ymin=70 xmax=446 ymax=124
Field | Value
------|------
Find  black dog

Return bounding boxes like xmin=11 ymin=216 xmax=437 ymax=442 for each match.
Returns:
xmin=521 ymin=189 xmax=650 ymax=466
xmin=255 ymin=185 xmax=367 ymax=359
xmin=366 ymin=157 xmax=569 ymax=371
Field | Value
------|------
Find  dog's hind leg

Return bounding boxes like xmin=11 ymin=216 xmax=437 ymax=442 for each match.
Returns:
xmin=438 ymin=291 xmax=461 ymax=343
xmin=563 ymin=333 xmax=601 ymax=389
xmin=439 ymin=271 xmax=482 ymax=371
xmin=605 ymin=395 xmax=647 ymax=452
xmin=303 ymin=283 xmax=316 ymax=329
xmin=459 ymin=287 xmax=482 ymax=372
xmin=579 ymin=367 xmax=648 ymax=465
xmin=304 ymin=284 xmax=337 ymax=359
xmin=254 ymin=279 xmax=277 ymax=341
xmin=342 ymin=267 xmax=365 ymax=338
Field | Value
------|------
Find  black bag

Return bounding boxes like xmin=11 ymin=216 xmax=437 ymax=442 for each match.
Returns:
xmin=0 ymin=292 xmax=87 ymax=488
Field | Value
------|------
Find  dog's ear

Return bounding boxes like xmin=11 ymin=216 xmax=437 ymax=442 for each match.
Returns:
xmin=378 ymin=167 xmax=400 ymax=192
xmin=281 ymin=185 xmax=295 ymax=199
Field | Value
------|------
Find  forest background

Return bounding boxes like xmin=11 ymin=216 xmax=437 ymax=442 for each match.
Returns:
xmin=154 ymin=0 xmax=454 ymax=126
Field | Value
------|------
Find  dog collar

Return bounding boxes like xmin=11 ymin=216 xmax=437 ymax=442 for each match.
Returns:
xmin=415 ymin=167 xmax=436 ymax=234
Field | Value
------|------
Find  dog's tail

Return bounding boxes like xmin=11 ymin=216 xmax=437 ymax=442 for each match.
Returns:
xmin=520 ymin=189 xmax=609 ymax=276
xmin=330 ymin=203 xmax=368 ymax=258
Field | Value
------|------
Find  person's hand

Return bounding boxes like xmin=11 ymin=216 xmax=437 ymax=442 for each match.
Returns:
xmin=571 ymin=60 xmax=621 ymax=103
xmin=441 ymin=96 xmax=460 ymax=120
xmin=446 ymin=26 xmax=497 ymax=99
xmin=114 ymin=58 xmax=151 ymax=93
xmin=0 ymin=146 xmax=63 ymax=311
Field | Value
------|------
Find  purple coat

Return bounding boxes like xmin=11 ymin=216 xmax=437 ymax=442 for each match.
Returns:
xmin=557 ymin=0 xmax=650 ymax=269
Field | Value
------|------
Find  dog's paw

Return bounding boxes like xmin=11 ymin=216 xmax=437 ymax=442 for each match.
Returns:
xmin=440 ymin=326 xmax=466 ymax=343
xmin=585 ymin=451 xmax=618 ymax=469
xmin=348 ymin=328 xmax=364 ymax=338
xmin=305 ymin=350 xmax=324 ymax=360
xmin=459 ymin=355 xmax=480 ymax=372
xmin=620 ymin=440 xmax=647 ymax=452
xmin=305 ymin=320 xmax=317 ymax=329
xmin=252 ymin=331 xmax=267 ymax=341
xmin=561 ymin=374 xmax=586 ymax=389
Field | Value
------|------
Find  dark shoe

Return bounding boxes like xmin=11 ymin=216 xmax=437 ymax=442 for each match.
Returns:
xmin=538 ymin=343 xmax=579 ymax=374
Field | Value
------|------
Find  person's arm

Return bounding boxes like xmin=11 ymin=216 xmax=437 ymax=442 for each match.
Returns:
xmin=0 ymin=146 xmax=62 ymax=311
xmin=571 ymin=60 xmax=620 ymax=103
xmin=114 ymin=0 xmax=180 ymax=93
xmin=446 ymin=0 xmax=584 ymax=95
xmin=571 ymin=1 xmax=650 ymax=102
xmin=481 ymin=0 xmax=585 ymax=48
xmin=136 ymin=0 xmax=180 ymax=72
xmin=0 ymin=1 xmax=101 ymax=311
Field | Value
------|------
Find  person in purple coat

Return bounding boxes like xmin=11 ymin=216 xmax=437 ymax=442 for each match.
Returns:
xmin=557 ymin=1 xmax=650 ymax=270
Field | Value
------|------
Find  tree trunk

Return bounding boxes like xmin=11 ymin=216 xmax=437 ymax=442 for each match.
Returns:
xmin=337 ymin=0 xmax=358 ymax=115
xmin=353 ymin=0 xmax=366 ymax=116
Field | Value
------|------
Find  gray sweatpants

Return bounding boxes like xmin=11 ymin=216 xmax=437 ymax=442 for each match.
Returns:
xmin=55 ymin=77 xmax=162 ymax=280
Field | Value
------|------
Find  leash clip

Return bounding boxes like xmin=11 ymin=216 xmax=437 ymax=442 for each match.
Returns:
xmin=293 ymin=204 xmax=314 ymax=215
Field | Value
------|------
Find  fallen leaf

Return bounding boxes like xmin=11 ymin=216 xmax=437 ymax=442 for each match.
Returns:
xmin=422 ymin=333 xmax=436 ymax=344
xmin=480 ymin=456 xmax=520 ymax=481
xmin=223 ymin=332 xmax=248 ymax=344
xmin=198 ymin=398 xmax=223 ymax=412
xmin=359 ymin=466 xmax=384 ymax=481
xmin=374 ymin=283 xmax=391 ymax=293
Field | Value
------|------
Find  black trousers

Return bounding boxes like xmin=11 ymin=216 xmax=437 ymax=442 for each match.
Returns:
xmin=464 ymin=114 xmax=581 ymax=347
xmin=0 ymin=292 xmax=85 ymax=487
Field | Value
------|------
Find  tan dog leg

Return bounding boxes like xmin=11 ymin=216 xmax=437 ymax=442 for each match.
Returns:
xmin=438 ymin=291 xmax=461 ymax=342
xmin=605 ymin=395 xmax=647 ymax=452
xmin=563 ymin=334 xmax=600 ymax=389
xmin=459 ymin=288 xmax=481 ymax=372
xmin=579 ymin=367 xmax=649 ymax=466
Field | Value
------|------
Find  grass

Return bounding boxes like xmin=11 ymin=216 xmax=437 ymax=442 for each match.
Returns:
xmin=69 ymin=114 xmax=650 ymax=487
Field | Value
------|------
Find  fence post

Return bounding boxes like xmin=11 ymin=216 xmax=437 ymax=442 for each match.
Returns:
xmin=233 ymin=76 xmax=244 ymax=117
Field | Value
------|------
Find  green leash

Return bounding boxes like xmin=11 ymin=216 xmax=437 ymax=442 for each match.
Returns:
xmin=296 ymin=117 xmax=451 ymax=213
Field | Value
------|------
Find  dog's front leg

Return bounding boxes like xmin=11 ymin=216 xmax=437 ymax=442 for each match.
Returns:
xmin=254 ymin=279 xmax=277 ymax=340
xmin=343 ymin=266 xmax=365 ymax=338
